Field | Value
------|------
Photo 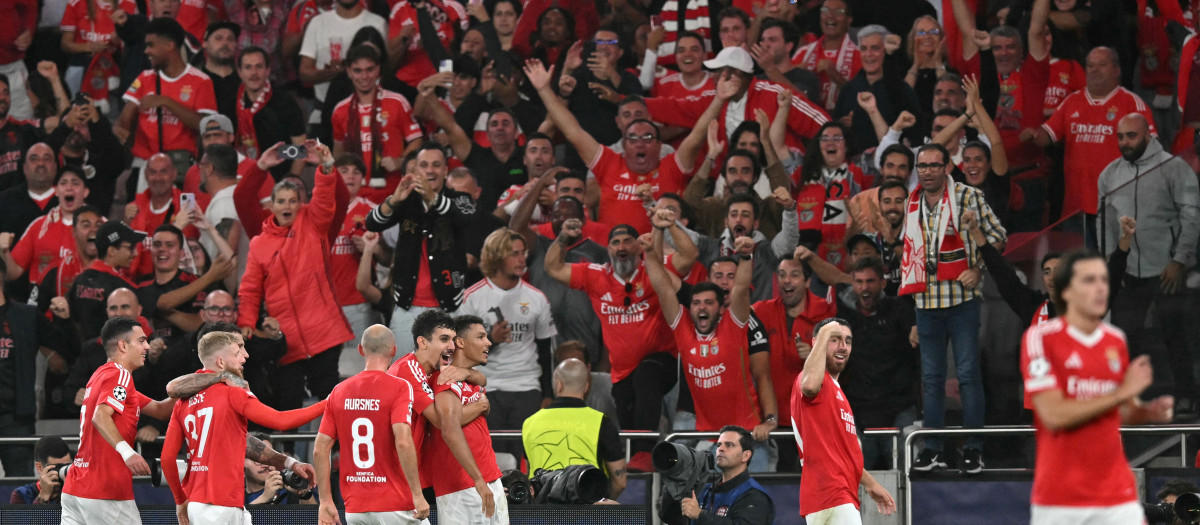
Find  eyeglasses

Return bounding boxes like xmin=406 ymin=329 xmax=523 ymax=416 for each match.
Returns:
xmin=916 ymin=28 xmax=943 ymax=37
xmin=819 ymin=7 xmax=847 ymax=15
xmin=204 ymin=306 xmax=237 ymax=314
xmin=594 ymin=38 xmax=619 ymax=46
xmin=624 ymin=133 xmax=656 ymax=144
xmin=819 ymin=136 xmax=845 ymax=143
xmin=915 ymin=163 xmax=946 ymax=172
xmin=623 ymin=282 xmax=633 ymax=307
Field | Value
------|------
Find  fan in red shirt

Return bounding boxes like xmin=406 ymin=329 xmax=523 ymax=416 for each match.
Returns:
xmin=1035 ymin=48 xmax=1156 ymax=217
xmin=792 ymin=318 xmax=895 ymax=522
xmin=525 ymin=58 xmax=716 ymax=234
xmin=426 ymin=315 xmax=507 ymax=523
xmin=387 ymin=0 xmax=467 ymax=86
xmin=646 ymin=214 xmax=778 ymax=452
xmin=315 ymin=324 xmax=429 ymax=523
xmin=332 ymin=45 xmax=423 ymax=194
xmin=752 ymin=257 xmax=835 ymax=467
xmin=160 ymin=331 xmax=327 ymax=524
xmin=1021 ymin=250 xmax=1172 ymax=523
xmin=115 ymin=19 xmax=218 ymax=166
xmin=127 ymin=153 xmax=204 ymax=277
xmin=60 ymin=317 xmax=178 ymax=524
xmin=788 ymin=0 xmax=860 ymax=112
xmin=2 ymin=166 xmax=91 ymax=286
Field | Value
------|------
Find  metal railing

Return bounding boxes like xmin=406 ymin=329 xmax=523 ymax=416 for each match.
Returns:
xmin=901 ymin=424 xmax=1200 ymax=525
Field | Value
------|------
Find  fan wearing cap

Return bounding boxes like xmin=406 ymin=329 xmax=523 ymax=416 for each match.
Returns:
xmin=115 ymin=18 xmax=217 ymax=193
xmin=194 ymin=21 xmax=242 ymax=124
xmin=525 ymin=58 xmax=722 ymax=234
xmin=67 ymin=221 xmax=144 ymax=342
xmin=643 ymin=46 xmax=829 ymax=155
xmin=181 ymin=114 xmax=266 ymax=202
xmin=1 ymin=166 xmax=92 ymax=287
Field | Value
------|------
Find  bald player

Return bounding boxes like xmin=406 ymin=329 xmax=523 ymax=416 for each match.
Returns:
xmin=316 ymin=325 xmax=429 ymax=524
xmin=522 ymin=358 xmax=627 ymax=499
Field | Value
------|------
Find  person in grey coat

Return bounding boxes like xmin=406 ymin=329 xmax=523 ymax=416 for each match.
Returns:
xmin=1098 ymin=113 xmax=1200 ymax=416
xmin=691 ymin=191 xmax=799 ymax=303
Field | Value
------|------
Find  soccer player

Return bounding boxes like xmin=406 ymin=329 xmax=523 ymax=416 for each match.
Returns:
xmin=61 ymin=317 xmax=178 ymax=525
xmin=426 ymin=315 xmax=507 ymax=523
xmin=160 ymin=331 xmax=328 ymax=524
xmin=1022 ymin=250 xmax=1173 ymax=524
xmin=315 ymin=324 xmax=430 ymax=524
xmin=793 ymin=318 xmax=895 ymax=524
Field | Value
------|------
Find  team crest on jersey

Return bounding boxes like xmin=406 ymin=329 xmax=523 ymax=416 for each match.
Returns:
xmin=1059 ymin=72 xmax=1070 ymax=84
xmin=112 ymin=385 xmax=127 ymax=401
xmin=1106 ymin=106 xmax=1118 ymax=121
xmin=379 ymin=111 xmax=390 ymax=126
xmin=519 ymin=302 xmax=529 ymax=315
xmin=697 ymin=343 xmax=718 ymax=357
xmin=180 ymin=85 xmax=193 ymax=102
xmin=1105 ymin=348 xmax=1121 ymax=373
xmin=634 ymin=283 xmax=645 ymax=298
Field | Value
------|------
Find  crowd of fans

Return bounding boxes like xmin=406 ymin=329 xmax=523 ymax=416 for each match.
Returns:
xmin=0 ymin=0 xmax=1198 ymax=480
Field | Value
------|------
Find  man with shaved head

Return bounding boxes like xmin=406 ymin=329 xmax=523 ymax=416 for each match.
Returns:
xmin=314 ymin=324 xmax=429 ymax=523
xmin=1033 ymin=46 xmax=1156 ymax=229
xmin=0 ymin=143 xmax=56 ymax=236
xmin=1098 ymin=112 xmax=1200 ymax=416
xmin=522 ymin=357 xmax=626 ymax=499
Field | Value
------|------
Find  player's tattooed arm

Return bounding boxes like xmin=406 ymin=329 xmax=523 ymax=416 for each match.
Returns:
xmin=246 ymin=434 xmax=288 ymax=468
xmin=166 ymin=371 xmax=249 ymax=399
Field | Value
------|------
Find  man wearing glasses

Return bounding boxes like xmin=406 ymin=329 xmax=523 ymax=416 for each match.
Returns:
xmin=899 ymin=143 xmax=1005 ymax=475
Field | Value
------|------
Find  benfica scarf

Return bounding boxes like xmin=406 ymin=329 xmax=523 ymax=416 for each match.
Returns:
xmin=795 ymin=166 xmax=853 ymax=268
xmin=81 ymin=50 xmax=120 ymax=103
xmin=899 ymin=176 xmax=968 ymax=296
xmin=236 ymin=82 xmax=272 ymax=159
xmin=793 ymin=34 xmax=856 ymax=110
xmin=346 ymin=89 xmax=384 ymax=179
xmin=655 ymin=0 xmax=712 ymax=65
xmin=1031 ymin=300 xmax=1051 ymax=326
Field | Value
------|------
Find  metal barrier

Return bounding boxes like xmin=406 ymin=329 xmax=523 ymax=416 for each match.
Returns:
xmin=901 ymin=424 xmax=1200 ymax=525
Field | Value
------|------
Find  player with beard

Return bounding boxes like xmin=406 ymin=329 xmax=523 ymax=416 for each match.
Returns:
xmin=793 ymin=318 xmax=896 ymax=523
xmin=647 ymin=210 xmax=779 ymax=471
xmin=849 ymin=144 xmax=911 ymax=235
xmin=1 ymin=166 xmax=91 ymax=287
xmin=1022 ymin=250 xmax=1172 ymax=523
xmin=427 ymin=315 xmax=506 ymax=523
xmin=751 ymin=257 xmax=836 ymax=470
xmin=695 ymin=190 xmax=799 ymax=303
xmin=385 ymin=309 xmax=491 ymax=495
xmin=161 ymin=331 xmax=327 ymax=525
xmin=544 ymin=219 xmax=677 ymax=471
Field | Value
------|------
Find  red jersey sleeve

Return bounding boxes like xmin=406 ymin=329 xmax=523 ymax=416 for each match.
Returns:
xmin=393 ymin=101 xmax=422 ymax=143
xmin=1020 ymin=55 xmax=1050 ymax=131
xmin=567 ymin=262 xmax=601 ymax=294
xmin=318 ymin=402 xmax=338 ymax=438
xmin=1021 ymin=327 xmax=1059 ymax=406
xmin=391 ymin=379 xmax=414 ymax=427
xmin=93 ymin=367 xmax=129 ymax=414
xmin=10 ymin=223 xmax=36 ymax=270
xmin=1041 ymin=97 xmax=1069 ymax=142
xmin=60 ymin=0 xmax=80 ymax=32
xmin=332 ymin=101 xmax=348 ymax=143
xmin=238 ymin=392 xmax=327 ymax=430
xmin=586 ymin=146 xmax=621 ymax=184
xmin=123 ymin=71 xmax=152 ymax=106
xmin=161 ymin=404 xmax=188 ymax=504
xmin=193 ymin=78 xmax=218 ymax=115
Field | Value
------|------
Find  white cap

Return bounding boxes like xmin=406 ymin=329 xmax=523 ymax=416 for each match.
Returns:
xmin=703 ymin=46 xmax=754 ymax=74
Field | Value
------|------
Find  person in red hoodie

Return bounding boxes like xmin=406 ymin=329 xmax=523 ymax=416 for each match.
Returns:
xmin=236 ymin=139 xmax=353 ymax=411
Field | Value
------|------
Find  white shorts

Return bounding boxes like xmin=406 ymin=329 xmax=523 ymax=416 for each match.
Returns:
xmin=435 ymin=479 xmax=510 ymax=525
xmin=1030 ymin=501 xmax=1146 ymax=525
xmin=804 ymin=502 xmax=862 ymax=525
xmin=60 ymin=494 xmax=141 ymax=525
xmin=346 ymin=510 xmax=431 ymax=524
xmin=188 ymin=502 xmax=253 ymax=525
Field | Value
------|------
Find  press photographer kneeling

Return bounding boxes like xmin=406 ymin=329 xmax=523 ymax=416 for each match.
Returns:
xmin=658 ymin=426 xmax=774 ymax=524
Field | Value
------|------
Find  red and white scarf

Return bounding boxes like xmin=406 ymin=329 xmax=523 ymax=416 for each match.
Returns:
xmin=794 ymin=34 xmax=856 ymax=110
xmin=795 ymin=166 xmax=853 ymax=268
xmin=899 ymin=176 xmax=968 ymax=296
xmin=236 ymin=82 xmax=272 ymax=159
xmin=655 ymin=0 xmax=712 ymax=65
xmin=1031 ymin=300 xmax=1051 ymax=326
xmin=347 ymin=89 xmax=384 ymax=179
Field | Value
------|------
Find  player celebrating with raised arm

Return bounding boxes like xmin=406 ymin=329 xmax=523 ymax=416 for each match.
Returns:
xmin=793 ymin=318 xmax=895 ymax=524
xmin=60 ymin=317 xmax=180 ymax=525
xmin=1022 ymin=250 xmax=1173 ymax=524
xmin=160 ymin=331 xmax=328 ymax=525
xmin=315 ymin=324 xmax=430 ymax=525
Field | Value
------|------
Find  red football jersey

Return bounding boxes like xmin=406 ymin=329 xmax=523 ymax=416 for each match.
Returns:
xmin=387 ymin=0 xmax=467 ymax=86
xmin=995 ymin=55 xmax=1050 ymax=170
xmin=387 ymin=353 xmax=437 ymax=488
xmin=795 ymin=371 xmax=863 ymax=515
xmin=64 ymin=362 xmax=152 ymax=501
xmin=588 ymin=146 xmax=693 ymax=234
xmin=331 ymin=90 xmax=422 ymax=182
xmin=1041 ymin=87 xmax=1155 ymax=215
xmin=1043 ymin=58 xmax=1085 ymax=115
xmin=177 ymin=0 xmax=225 ymax=42
xmin=568 ymin=262 xmax=676 ymax=383
xmin=60 ymin=0 xmax=137 ymax=45
xmin=751 ymin=292 xmax=837 ymax=424
xmin=1021 ymin=318 xmax=1138 ymax=507
xmin=425 ymin=373 xmax=502 ymax=496
xmin=13 ymin=212 xmax=76 ymax=284
xmin=669 ymin=309 xmax=760 ymax=431
xmin=123 ymin=66 xmax=218 ymax=159
xmin=652 ymin=72 xmax=715 ymax=99
xmin=319 ymin=370 xmax=418 ymax=513
xmin=665 ymin=253 xmax=708 ymax=286
xmin=330 ymin=197 xmax=378 ymax=306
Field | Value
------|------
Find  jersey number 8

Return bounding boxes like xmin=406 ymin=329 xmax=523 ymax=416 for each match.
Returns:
xmin=352 ymin=418 xmax=375 ymax=469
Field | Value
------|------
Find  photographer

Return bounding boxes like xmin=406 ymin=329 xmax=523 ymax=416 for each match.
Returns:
xmin=9 ymin=436 xmax=72 ymax=504
xmin=661 ymin=426 xmax=774 ymax=524
xmin=244 ymin=433 xmax=315 ymax=505
xmin=1157 ymin=479 xmax=1200 ymax=525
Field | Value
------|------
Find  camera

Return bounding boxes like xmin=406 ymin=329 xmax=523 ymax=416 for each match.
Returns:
xmin=278 ymin=144 xmax=307 ymax=160
xmin=1145 ymin=493 xmax=1200 ymax=524
xmin=72 ymin=93 xmax=89 ymax=107
xmin=500 ymin=469 xmax=531 ymax=505
xmin=280 ymin=468 xmax=309 ymax=491
xmin=530 ymin=465 xmax=608 ymax=504
xmin=652 ymin=441 xmax=715 ymax=500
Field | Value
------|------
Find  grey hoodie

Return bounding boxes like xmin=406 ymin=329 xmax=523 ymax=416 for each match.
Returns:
xmin=1097 ymin=137 xmax=1200 ymax=277
xmin=689 ymin=208 xmax=800 ymax=303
